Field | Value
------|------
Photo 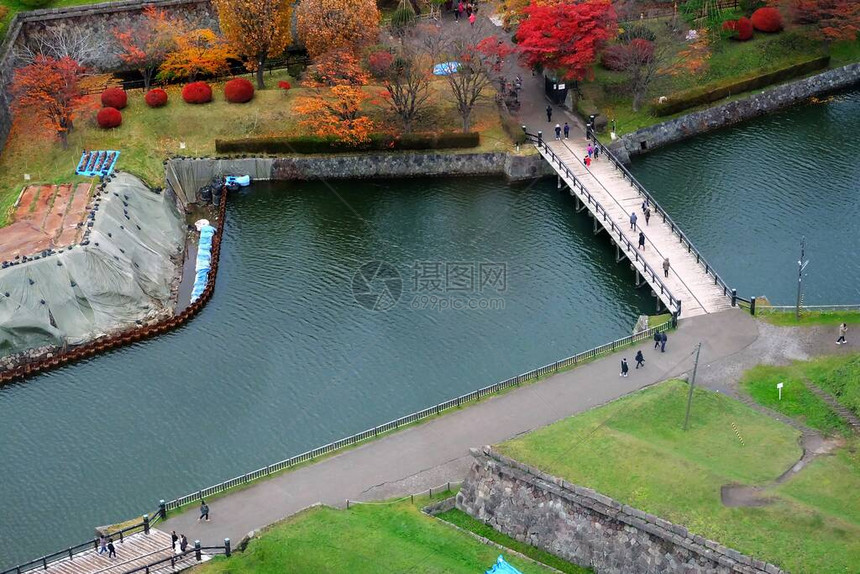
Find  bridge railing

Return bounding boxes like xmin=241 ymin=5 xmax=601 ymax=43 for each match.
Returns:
xmin=526 ymin=133 xmax=682 ymax=316
xmin=595 ymin=140 xmax=737 ymax=303
xmin=158 ymin=320 xmax=671 ymax=514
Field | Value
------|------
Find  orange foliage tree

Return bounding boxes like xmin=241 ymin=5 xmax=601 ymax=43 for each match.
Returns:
xmin=663 ymin=31 xmax=711 ymax=77
xmin=296 ymin=0 xmax=380 ymax=59
xmin=158 ymin=28 xmax=237 ymax=82
xmin=788 ymin=0 xmax=860 ymax=43
xmin=212 ymin=0 xmax=292 ymax=89
xmin=12 ymin=56 xmax=88 ymax=148
xmin=294 ymin=51 xmax=374 ymax=145
xmin=113 ymin=6 xmax=175 ymax=90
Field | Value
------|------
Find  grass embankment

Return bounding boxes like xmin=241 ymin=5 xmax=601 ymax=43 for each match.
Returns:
xmin=196 ymin=496 xmax=561 ymax=574
xmin=583 ymin=15 xmax=860 ymax=138
xmin=757 ymin=308 xmax=860 ymax=327
xmin=0 ymin=71 xmax=510 ymax=227
xmin=741 ymin=354 xmax=860 ymax=435
xmin=498 ymin=379 xmax=860 ymax=574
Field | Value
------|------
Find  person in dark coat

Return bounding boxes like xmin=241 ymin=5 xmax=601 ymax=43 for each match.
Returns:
xmin=620 ymin=358 xmax=629 ymax=377
xmin=563 ymin=122 xmax=570 ymax=139
xmin=638 ymin=231 xmax=646 ymax=250
xmin=546 ymin=105 xmax=553 ymax=122
xmin=107 ymin=538 xmax=116 ymax=559
xmin=635 ymin=350 xmax=645 ymax=369
xmin=660 ymin=331 xmax=667 ymax=352
xmin=180 ymin=535 xmax=189 ymax=553
xmin=171 ymin=531 xmax=179 ymax=550
xmin=199 ymin=500 xmax=210 ymax=522
xmin=654 ymin=331 xmax=661 ymax=349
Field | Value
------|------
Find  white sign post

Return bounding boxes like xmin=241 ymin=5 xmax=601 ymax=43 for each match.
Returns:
xmin=777 ymin=382 xmax=784 ymax=400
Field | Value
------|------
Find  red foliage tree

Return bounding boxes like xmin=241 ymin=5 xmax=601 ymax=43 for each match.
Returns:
xmin=113 ymin=6 xmax=175 ymax=91
xmin=97 ymin=107 xmax=123 ymax=128
xmin=515 ymin=0 xmax=616 ymax=81
xmin=182 ymin=81 xmax=213 ymax=104
xmin=751 ymin=7 xmax=784 ymax=32
xmin=224 ymin=78 xmax=255 ymax=103
xmin=11 ymin=55 xmax=88 ymax=148
xmin=101 ymin=87 xmax=128 ymax=109
xmin=788 ymin=0 xmax=860 ymax=43
xmin=145 ymin=88 xmax=169 ymax=107
xmin=600 ymin=44 xmax=628 ymax=71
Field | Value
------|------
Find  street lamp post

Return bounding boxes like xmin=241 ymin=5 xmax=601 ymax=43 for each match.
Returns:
xmin=795 ymin=237 xmax=809 ymax=320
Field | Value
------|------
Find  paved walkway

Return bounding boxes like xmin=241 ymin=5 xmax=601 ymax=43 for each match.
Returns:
xmin=163 ymin=310 xmax=760 ymax=546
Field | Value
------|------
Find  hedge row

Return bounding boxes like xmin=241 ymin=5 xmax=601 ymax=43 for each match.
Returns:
xmin=215 ymin=132 xmax=481 ymax=154
xmin=652 ymin=55 xmax=830 ymax=116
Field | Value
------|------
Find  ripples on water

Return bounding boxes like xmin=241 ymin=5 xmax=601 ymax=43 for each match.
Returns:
xmin=630 ymin=89 xmax=860 ymax=304
xmin=0 ymin=177 xmax=654 ymax=563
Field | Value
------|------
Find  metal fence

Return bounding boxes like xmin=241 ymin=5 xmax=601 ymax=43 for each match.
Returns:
xmin=161 ymin=320 xmax=671 ymax=512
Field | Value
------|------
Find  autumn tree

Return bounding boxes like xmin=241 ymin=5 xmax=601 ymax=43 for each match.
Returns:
xmin=294 ymin=51 xmax=374 ymax=144
xmin=15 ymin=26 xmax=100 ymax=68
xmin=158 ymin=28 xmax=237 ymax=82
xmin=788 ymin=0 xmax=860 ymax=43
xmin=374 ymin=46 xmax=432 ymax=133
xmin=296 ymin=0 xmax=380 ymax=59
xmin=113 ymin=6 xmax=175 ymax=90
xmin=615 ymin=39 xmax=667 ymax=112
xmin=12 ymin=56 xmax=88 ymax=148
xmin=516 ymin=0 xmax=617 ymax=82
xmin=213 ymin=0 xmax=292 ymax=89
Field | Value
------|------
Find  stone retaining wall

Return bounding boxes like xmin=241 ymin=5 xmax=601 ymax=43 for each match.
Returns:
xmin=457 ymin=447 xmax=787 ymax=574
xmin=611 ymin=63 xmax=860 ymax=163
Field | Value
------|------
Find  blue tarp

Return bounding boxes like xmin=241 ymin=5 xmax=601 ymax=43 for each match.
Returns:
xmin=76 ymin=150 xmax=120 ymax=177
xmin=486 ymin=556 xmax=523 ymax=574
xmin=225 ymin=175 xmax=251 ymax=187
xmin=433 ymin=61 xmax=460 ymax=75
xmin=190 ymin=225 xmax=216 ymax=302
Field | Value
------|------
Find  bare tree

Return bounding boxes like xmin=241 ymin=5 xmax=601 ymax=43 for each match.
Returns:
xmin=618 ymin=40 xmax=669 ymax=112
xmin=379 ymin=47 xmax=433 ymax=133
xmin=16 ymin=26 xmax=103 ymax=69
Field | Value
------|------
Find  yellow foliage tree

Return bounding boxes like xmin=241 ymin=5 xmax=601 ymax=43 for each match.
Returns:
xmin=296 ymin=0 xmax=380 ymax=59
xmin=212 ymin=0 xmax=292 ymax=89
xmin=158 ymin=28 xmax=237 ymax=82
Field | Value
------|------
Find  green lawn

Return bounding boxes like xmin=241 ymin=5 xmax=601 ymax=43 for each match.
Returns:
xmin=741 ymin=354 xmax=860 ymax=434
xmin=498 ymin=380 xmax=860 ymax=574
xmin=196 ymin=498 xmax=558 ymax=574
xmin=757 ymin=308 xmax=860 ymax=327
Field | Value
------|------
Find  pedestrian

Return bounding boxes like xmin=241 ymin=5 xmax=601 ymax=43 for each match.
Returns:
xmin=638 ymin=231 xmax=646 ymax=250
xmin=635 ymin=350 xmax=645 ymax=369
xmin=654 ymin=331 xmax=661 ymax=349
xmin=663 ymin=257 xmax=670 ymax=278
xmin=584 ymin=155 xmax=591 ymax=167
xmin=629 ymin=211 xmax=637 ymax=230
xmin=587 ymin=143 xmax=594 ymax=157
xmin=644 ymin=207 xmax=651 ymax=226
xmin=620 ymin=358 xmax=629 ymax=377
xmin=180 ymin=535 xmax=189 ymax=553
xmin=563 ymin=122 xmax=570 ymax=139
xmin=836 ymin=322 xmax=848 ymax=344
xmin=660 ymin=331 xmax=667 ymax=353
xmin=107 ymin=538 xmax=116 ymax=559
xmin=199 ymin=500 xmax=210 ymax=522
xmin=642 ymin=198 xmax=650 ymax=213
xmin=593 ymin=145 xmax=600 ymax=161
xmin=98 ymin=534 xmax=108 ymax=555
xmin=458 ymin=0 xmax=464 ymax=19
xmin=466 ymin=2 xmax=472 ymax=16
xmin=546 ymin=105 xmax=552 ymax=122
xmin=453 ymin=2 xmax=459 ymax=20
xmin=171 ymin=530 xmax=179 ymax=551
xmin=469 ymin=11 xmax=476 ymax=25
xmin=554 ymin=123 xmax=561 ymax=140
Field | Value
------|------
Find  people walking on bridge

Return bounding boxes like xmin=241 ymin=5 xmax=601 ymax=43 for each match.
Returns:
xmin=642 ymin=198 xmax=650 ymax=212
xmin=554 ymin=124 xmax=561 ymax=140
xmin=584 ymin=155 xmax=591 ymax=167
xmin=171 ymin=530 xmax=179 ymax=550
xmin=837 ymin=322 xmax=848 ymax=344
xmin=98 ymin=534 xmax=108 ymax=555
xmin=663 ymin=257 xmax=670 ymax=278
xmin=107 ymin=538 xmax=116 ymax=559
xmin=180 ymin=534 xmax=189 ymax=553
xmin=593 ymin=145 xmax=600 ymax=161
xmin=660 ymin=331 xmax=667 ymax=352
xmin=638 ymin=231 xmax=646 ymax=249
xmin=587 ymin=143 xmax=594 ymax=158
xmin=629 ymin=211 xmax=638 ymax=230
xmin=469 ymin=11 xmax=476 ymax=25
xmin=644 ymin=207 xmax=651 ymax=226
xmin=635 ymin=350 xmax=645 ymax=369
xmin=199 ymin=500 xmax=210 ymax=521
xmin=620 ymin=358 xmax=629 ymax=377
xmin=563 ymin=122 xmax=570 ymax=139
xmin=546 ymin=105 xmax=553 ymax=122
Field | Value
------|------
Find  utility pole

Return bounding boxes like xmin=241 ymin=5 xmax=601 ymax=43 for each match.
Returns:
xmin=683 ymin=342 xmax=702 ymax=431
xmin=796 ymin=237 xmax=809 ymax=320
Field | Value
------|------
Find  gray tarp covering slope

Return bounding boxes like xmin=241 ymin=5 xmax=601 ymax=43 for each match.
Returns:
xmin=0 ymin=173 xmax=184 ymax=356
xmin=166 ymin=158 xmax=273 ymax=204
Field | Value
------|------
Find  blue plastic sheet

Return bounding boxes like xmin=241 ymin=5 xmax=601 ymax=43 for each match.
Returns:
xmin=190 ymin=225 xmax=216 ymax=302
xmin=225 ymin=175 xmax=251 ymax=187
xmin=486 ymin=556 xmax=523 ymax=574
xmin=433 ymin=61 xmax=460 ymax=75
xmin=76 ymin=150 xmax=120 ymax=177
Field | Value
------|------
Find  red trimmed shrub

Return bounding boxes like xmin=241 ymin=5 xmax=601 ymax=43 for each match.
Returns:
xmin=628 ymin=38 xmax=655 ymax=63
xmin=721 ymin=19 xmax=738 ymax=33
xmin=97 ymin=107 xmax=122 ymax=129
xmin=736 ymin=17 xmax=754 ymax=40
xmin=278 ymin=81 xmax=291 ymax=90
xmin=600 ymin=44 xmax=628 ymax=71
xmin=101 ymin=87 xmax=127 ymax=109
xmin=751 ymin=7 xmax=783 ymax=32
xmin=144 ymin=88 xmax=168 ymax=108
xmin=182 ymin=81 xmax=213 ymax=104
xmin=224 ymin=78 xmax=254 ymax=103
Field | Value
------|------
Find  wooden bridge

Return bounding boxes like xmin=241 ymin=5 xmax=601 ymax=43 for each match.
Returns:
xmin=531 ymin=134 xmax=737 ymax=318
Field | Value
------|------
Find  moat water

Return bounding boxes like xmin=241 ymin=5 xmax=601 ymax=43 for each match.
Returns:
xmin=1 ymin=90 xmax=858 ymax=565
